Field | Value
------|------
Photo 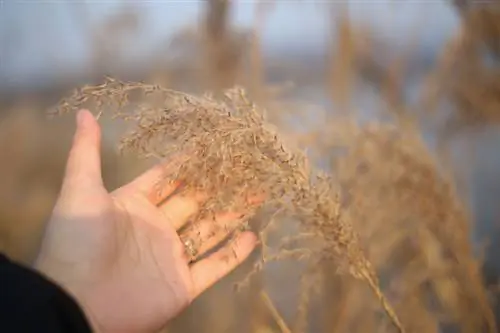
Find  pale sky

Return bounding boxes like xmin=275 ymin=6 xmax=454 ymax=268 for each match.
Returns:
xmin=0 ymin=1 xmax=460 ymax=90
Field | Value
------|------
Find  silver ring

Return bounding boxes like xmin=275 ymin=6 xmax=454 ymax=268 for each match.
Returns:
xmin=182 ymin=237 xmax=198 ymax=262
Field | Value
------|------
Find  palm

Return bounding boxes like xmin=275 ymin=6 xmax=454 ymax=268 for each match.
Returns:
xmin=35 ymin=110 xmax=257 ymax=333
xmin=70 ymin=191 xmax=193 ymax=333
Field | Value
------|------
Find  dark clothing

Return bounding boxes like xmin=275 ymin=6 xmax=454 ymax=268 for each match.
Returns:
xmin=0 ymin=254 xmax=92 ymax=332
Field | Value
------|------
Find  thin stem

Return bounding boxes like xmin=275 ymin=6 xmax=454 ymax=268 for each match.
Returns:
xmin=260 ymin=290 xmax=292 ymax=333
xmin=361 ymin=271 xmax=406 ymax=333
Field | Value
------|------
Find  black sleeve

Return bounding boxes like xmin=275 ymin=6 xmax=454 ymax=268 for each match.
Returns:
xmin=0 ymin=253 xmax=93 ymax=333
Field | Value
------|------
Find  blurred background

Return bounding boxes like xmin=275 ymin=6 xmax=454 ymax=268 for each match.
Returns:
xmin=2 ymin=1 xmax=500 ymax=332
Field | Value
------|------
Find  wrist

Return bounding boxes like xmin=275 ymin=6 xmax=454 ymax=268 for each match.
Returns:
xmin=51 ymin=279 xmax=104 ymax=333
xmin=75 ymin=298 xmax=104 ymax=333
xmin=31 ymin=260 xmax=101 ymax=333
xmin=33 ymin=258 xmax=103 ymax=333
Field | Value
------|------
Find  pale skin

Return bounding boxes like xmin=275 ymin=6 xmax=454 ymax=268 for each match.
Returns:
xmin=34 ymin=109 xmax=258 ymax=333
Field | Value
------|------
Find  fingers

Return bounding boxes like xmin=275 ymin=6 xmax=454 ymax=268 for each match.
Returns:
xmin=180 ymin=212 xmax=243 ymax=259
xmin=128 ymin=167 xmax=180 ymax=205
xmin=189 ymin=231 xmax=257 ymax=298
xmin=63 ymin=109 xmax=103 ymax=190
xmin=158 ymin=191 xmax=260 ymax=232
xmin=158 ymin=193 xmax=205 ymax=230
xmin=123 ymin=154 xmax=189 ymax=204
xmin=158 ymin=190 xmax=262 ymax=232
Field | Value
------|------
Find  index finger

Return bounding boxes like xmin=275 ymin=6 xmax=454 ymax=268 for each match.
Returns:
xmin=122 ymin=154 xmax=189 ymax=204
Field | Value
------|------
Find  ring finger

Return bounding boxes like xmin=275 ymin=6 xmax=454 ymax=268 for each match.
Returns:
xmin=179 ymin=211 xmax=245 ymax=262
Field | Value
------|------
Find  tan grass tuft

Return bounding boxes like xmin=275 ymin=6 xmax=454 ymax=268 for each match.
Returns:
xmin=53 ymin=77 xmax=406 ymax=332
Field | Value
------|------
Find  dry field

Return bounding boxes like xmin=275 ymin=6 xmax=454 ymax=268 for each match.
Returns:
xmin=2 ymin=1 xmax=500 ymax=333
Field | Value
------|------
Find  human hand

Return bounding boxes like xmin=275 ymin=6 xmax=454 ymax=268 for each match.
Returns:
xmin=34 ymin=110 xmax=258 ymax=333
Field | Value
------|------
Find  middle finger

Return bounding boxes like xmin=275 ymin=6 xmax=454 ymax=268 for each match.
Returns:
xmin=180 ymin=211 xmax=244 ymax=261
xmin=158 ymin=192 xmax=206 ymax=230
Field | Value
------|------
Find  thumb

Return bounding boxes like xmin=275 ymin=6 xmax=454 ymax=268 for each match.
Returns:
xmin=62 ymin=109 xmax=103 ymax=190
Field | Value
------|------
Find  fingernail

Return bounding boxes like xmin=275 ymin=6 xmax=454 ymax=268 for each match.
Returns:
xmin=77 ymin=109 xmax=92 ymax=128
